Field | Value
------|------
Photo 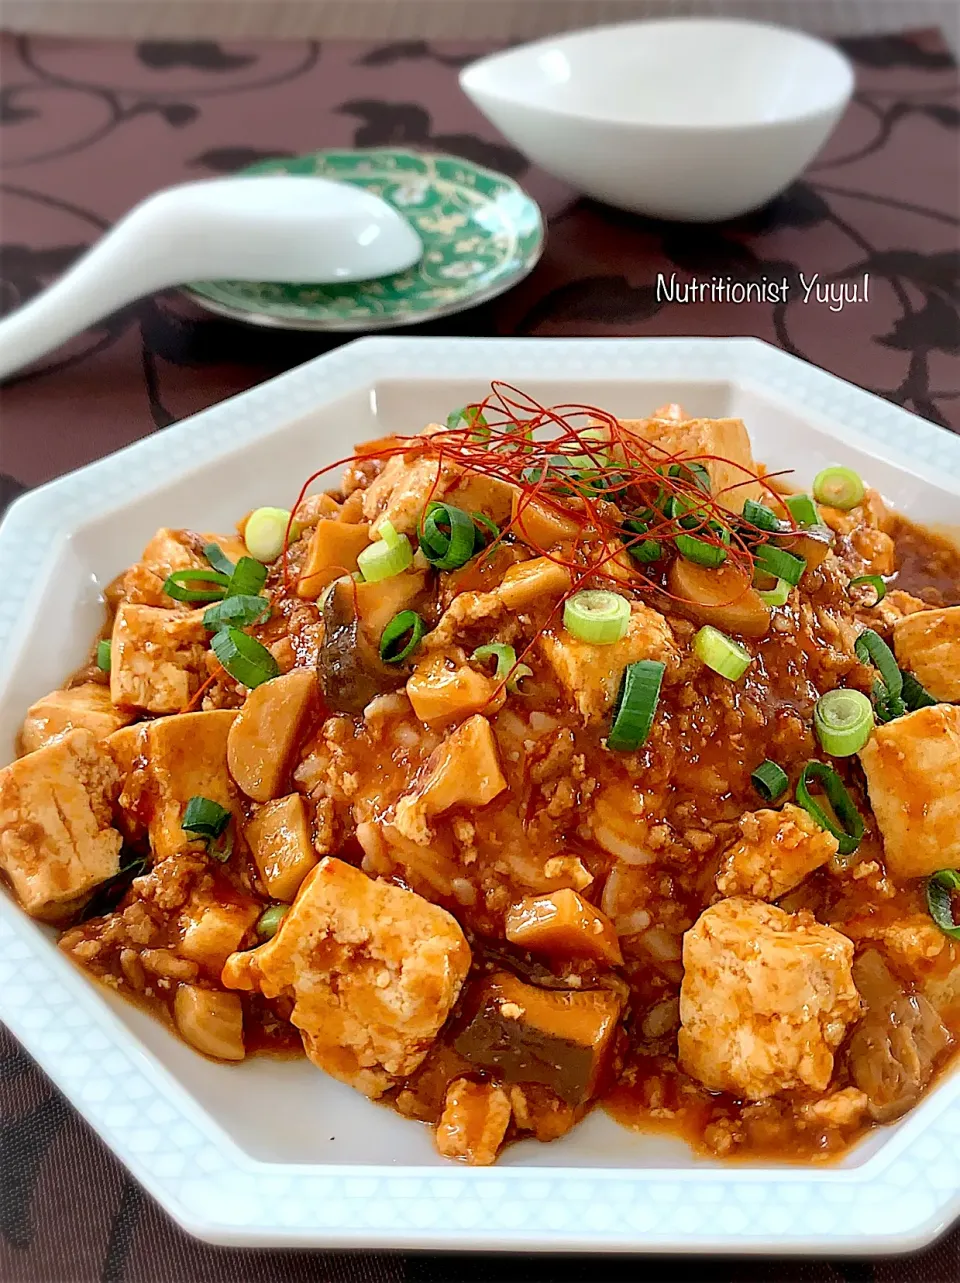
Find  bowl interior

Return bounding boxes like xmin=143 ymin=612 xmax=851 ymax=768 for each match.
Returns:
xmin=462 ymin=18 xmax=854 ymax=129
xmin=2 ymin=366 xmax=956 ymax=1175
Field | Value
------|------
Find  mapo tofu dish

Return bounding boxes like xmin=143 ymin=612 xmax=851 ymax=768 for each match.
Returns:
xmin=3 ymin=387 xmax=960 ymax=1167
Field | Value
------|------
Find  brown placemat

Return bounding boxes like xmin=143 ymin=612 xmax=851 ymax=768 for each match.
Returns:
xmin=1 ymin=26 xmax=959 ymax=1283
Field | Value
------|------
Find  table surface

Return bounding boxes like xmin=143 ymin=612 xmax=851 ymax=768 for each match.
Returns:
xmin=1 ymin=25 xmax=959 ymax=1283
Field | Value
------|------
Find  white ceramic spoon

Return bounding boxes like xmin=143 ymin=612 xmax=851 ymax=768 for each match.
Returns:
xmin=0 ymin=175 xmax=424 ymax=380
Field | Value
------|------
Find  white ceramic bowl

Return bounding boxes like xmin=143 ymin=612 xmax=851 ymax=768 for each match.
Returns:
xmin=460 ymin=18 xmax=854 ymax=221
xmin=0 ymin=338 xmax=958 ymax=1253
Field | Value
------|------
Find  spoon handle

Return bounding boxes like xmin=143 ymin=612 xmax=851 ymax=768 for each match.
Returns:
xmin=0 ymin=223 xmax=176 ymax=382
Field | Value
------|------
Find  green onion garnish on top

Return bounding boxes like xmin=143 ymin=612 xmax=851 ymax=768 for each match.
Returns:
xmin=814 ymin=688 xmax=874 ymax=757
xmin=621 ymin=518 xmax=662 ymax=565
xmin=848 ymin=575 xmax=886 ymax=605
xmin=926 ymin=869 xmax=960 ymax=941
xmin=447 ymin=405 xmax=489 ymax=439
xmin=182 ymin=795 xmax=231 ymax=841
xmin=257 ymin=903 xmax=290 ymax=939
xmin=473 ymin=644 xmax=531 ymax=692
xmin=564 ymin=590 xmax=631 ymax=645
xmin=795 ymin=761 xmax=864 ymax=856
xmin=203 ymin=594 xmax=271 ymax=631
xmin=668 ymin=461 xmax=712 ymax=495
xmin=813 ymin=465 xmax=865 ymax=511
xmin=757 ymin=578 xmax=791 ymax=608
xmin=379 ymin=610 xmax=425 ymax=664
xmin=751 ymin=759 xmax=789 ymax=803
xmin=357 ymin=520 xmax=414 ymax=583
xmin=753 ymin=543 xmax=806 ymax=587
xmin=693 ymin=625 xmax=752 ymax=680
xmin=854 ymin=629 xmax=903 ymax=714
xmin=607 ymin=660 xmax=665 ymax=751
xmin=204 ymin=542 xmax=235 ymax=576
xmin=244 ymin=507 xmax=296 ymax=563
xmin=162 ymin=567 xmax=230 ymax=603
xmin=226 ymin=556 xmax=268 ymax=600
xmin=675 ymin=533 xmax=727 ymax=568
xmin=419 ymin=502 xmax=477 ymax=571
xmin=211 ymin=626 xmax=279 ymax=689
xmin=901 ymin=671 xmax=937 ymax=712
xmin=96 ymin=640 xmax=112 ymax=672
xmin=784 ymin=493 xmax=819 ymax=526
xmin=742 ymin=498 xmax=780 ymax=532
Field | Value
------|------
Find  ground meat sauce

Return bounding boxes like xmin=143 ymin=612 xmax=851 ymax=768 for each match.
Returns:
xmin=5 ymin=405 xmax=960 ymax=1168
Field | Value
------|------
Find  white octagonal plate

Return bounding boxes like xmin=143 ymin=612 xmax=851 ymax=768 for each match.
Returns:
xmin=1 ymin=337 xmax=959 ymax=1255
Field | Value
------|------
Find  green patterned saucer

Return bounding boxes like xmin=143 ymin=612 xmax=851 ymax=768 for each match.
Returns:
xmin=182 ymin=148 xmax=544 ymax=331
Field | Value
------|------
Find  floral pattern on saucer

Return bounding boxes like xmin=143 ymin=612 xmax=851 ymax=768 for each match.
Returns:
xmin=183 ymin=148 xmax=544 ymax=330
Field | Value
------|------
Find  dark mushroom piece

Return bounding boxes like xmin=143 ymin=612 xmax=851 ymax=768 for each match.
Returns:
xmin=317 ymin=576 xmax=406 ymax=714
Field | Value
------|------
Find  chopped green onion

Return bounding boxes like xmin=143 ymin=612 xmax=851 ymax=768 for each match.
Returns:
xmin=621 ymin=518 xmax=662 ymax=564
xmin=814 ymin=689 xmax=874 ymax=757
xmin=182 ymin=796 xmax=231 ymax=841
xmin=751 ymin=760 xmax=789 ymax=802
xmin=211 ymin=626 xmax=279 ymax=689
xmin=847 ymin=575 xmax=886 ymax=605
xmin=785 ymin=493 xmax=820 ymax=526
xmin=564 ymin=590 xmax=631 ymax=645
xmin=203 ymin=594 xmax=271 ymax=631
xmin=472 ymin=643 xmax=517 ymax=683
xmin=472 ymin=512 xmax=500 ymax=547
xmin=244 ymin=507 xmax=297 ymax=563
xmin=795 ymin=761 xmax=864 ymax=856
xmin=758 ymin=578 xmax=791 ymax=608
xmin=693 ymin=626 xmax=752 ymax=680
xmin=742 ymin=498 xmax=780 ymax=532
xmin=209 ymin=827 xmax=234 ymax=863
xmin=225 ymin=557 xmax=268 ymax=600
xmin=607 ymin=660 xmax=665 ymax=751
xmin=872 ymin=680 xmax=907 ymax=724
xmin=901 ymin=671 xmax=937 ymax=712
xmin=447 ymin=405 xmax=489 ymax=439
xmin=926 ymin=869 xmax=960 ymax=941
xmin=668 ymin=461 xmax=712 ymax=495
xmin=257 ymin=904 xmax=289 ymax=940
xmin=419 ymin=502 xmax=477 ymax=571
xmin=96 ymin=640 xmax=112 ymax=672
xmin=379 ymin=611 xmax=425 ymax=664
xmin=675 ymin=534 xmax=727 ymax=568
xmin=854 ymin=629 xmax=903 ymax=701
xmin=753 ymin=543 xmax=806 ymax=587
xmin=813 ymin=466 xmax=865 ymax=511
xmin=357 ymin=528 xmax=414 ymax=583
xmin=204 ymin=542 xmax=235 ymax=576
xmin=508 ymin=664 xmax=533 ymax=694
xmin=162 ymin=567 xmax=229 ymax=603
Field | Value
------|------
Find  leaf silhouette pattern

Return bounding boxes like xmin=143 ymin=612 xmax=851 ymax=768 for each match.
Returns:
xmin=189 ymin=145 xmax=297 ymax=172
xmin=336 ymin=99 xmax=529 ymax=176
xmin=136 ymin=41 xmax=258 ymax=72
xmin=0 ymin=1092 xmax=70 ymax=1247
xmin=837 ymin=35 xmax=956 ymax=69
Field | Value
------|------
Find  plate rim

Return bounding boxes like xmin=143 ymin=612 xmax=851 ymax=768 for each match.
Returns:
xmin=181 ymin=146 xmax=545 ymax=332
xmin=1 ymin=336 xmax=959 ymax=1254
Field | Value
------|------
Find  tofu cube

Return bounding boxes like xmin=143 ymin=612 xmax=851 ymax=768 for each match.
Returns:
xmin=119 ymin=710 xmax=237 ymax=860
xmin=0 ymin=729 xmax=122 ymax=920
xmin=246 ymin=793 xmax=318 ymax=901
xmin=893 ymin=605 xmax=960 ymax=703
xmin=110 ymin=604 xmax=209 ymax=713
xmin=537 ymin=603 xmax=678 ymax=721
xmin=436 ymin=1079 xmax=512 ymax=1166
xmin=20 ymin=682 xmax=134 ymax=755
xmin=393 ymin=714 xmax=506 ymax=845
xmin=716 ymin=803 xmax=838 ymax=900
xmin=406 ymin=652 xmax=502 ymax=725
xmin=222 ymin=857 xmax=471 ymax=1096
xmin=297 ymin=520 xmax=371 ymax=599
xmin=678 ymin=897 xmax=860 ymax=1100
xmin=859 ymin=704 xmax=960 ymax=877
xmin=179 ymin=896 xmax=259 ymax=972
xmin=617 ymin=416 xmax=761 ymax=513
xmin=362 ymin=441 xmax=515 ymax=538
